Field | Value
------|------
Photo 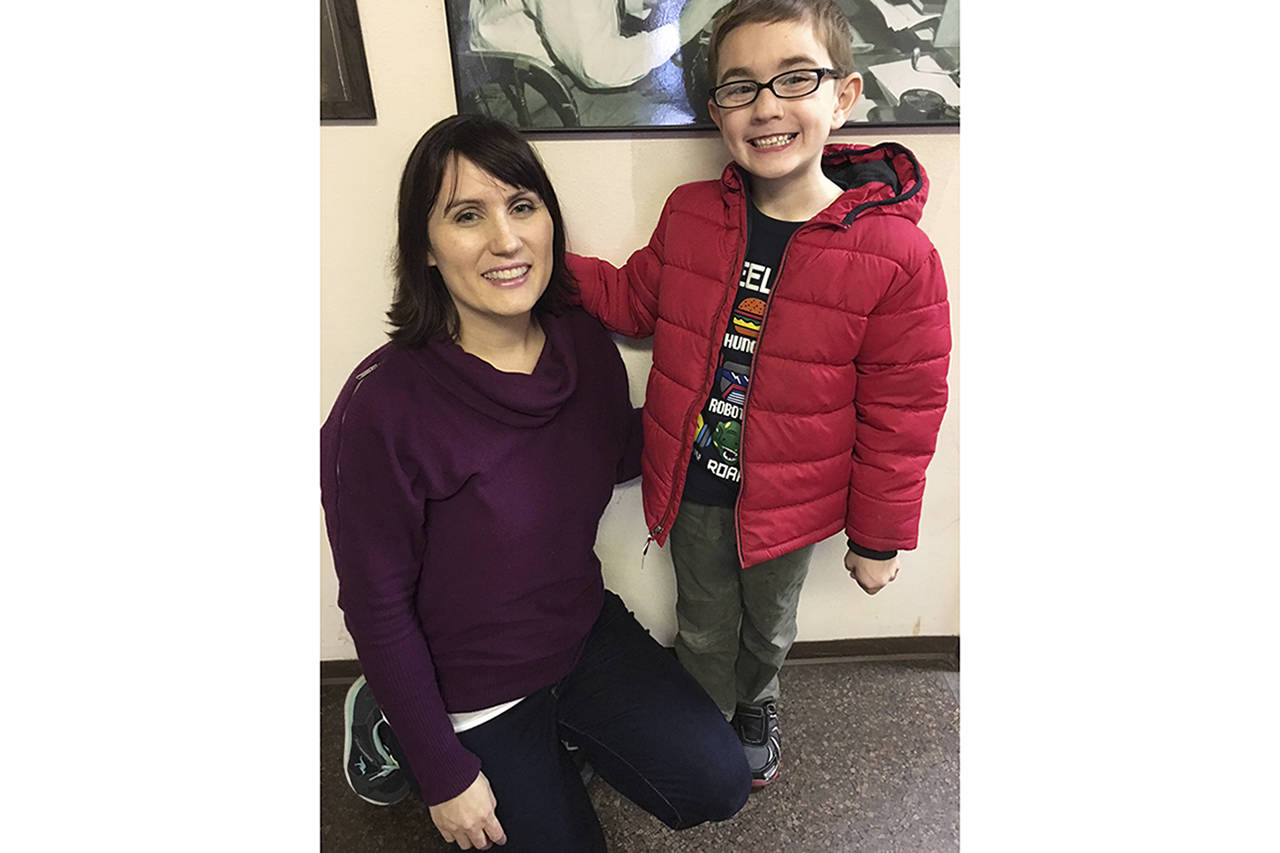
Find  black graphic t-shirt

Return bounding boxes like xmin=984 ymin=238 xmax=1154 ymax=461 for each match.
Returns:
xmin=683 ymin=199 xmax=804 ymax=507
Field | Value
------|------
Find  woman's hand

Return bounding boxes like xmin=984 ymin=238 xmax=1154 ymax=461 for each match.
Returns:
xmin=428 ymin=771 xmax=506 ymax=850
xmin=845 ymin=550 xmax=900 ymax=595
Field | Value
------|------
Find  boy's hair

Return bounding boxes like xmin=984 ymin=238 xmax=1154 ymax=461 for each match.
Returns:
xmin=388 ymin=114 xmax=575 ymax=347
xmin=707 ymin=0 xmax=855 ymax=81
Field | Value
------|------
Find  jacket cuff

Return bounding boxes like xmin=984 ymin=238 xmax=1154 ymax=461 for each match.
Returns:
xmin=847 ymin=538 xmax=898 ymax=560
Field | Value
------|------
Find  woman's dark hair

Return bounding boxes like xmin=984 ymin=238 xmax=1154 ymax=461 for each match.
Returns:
xmin=388 ymin=114 xmax=576 ymax=346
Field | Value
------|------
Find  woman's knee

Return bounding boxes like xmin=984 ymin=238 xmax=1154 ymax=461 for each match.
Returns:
xmin=706 ymin=754 xmax=752 ymax=822
xmin=667 ymin=722 xmax=751 ymax=827
xmin=674 ymin=749 xmax=751 ymax=827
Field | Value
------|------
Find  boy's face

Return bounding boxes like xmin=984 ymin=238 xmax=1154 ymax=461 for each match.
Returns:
xmin=708 ymin=19 xmax=861 ymax=187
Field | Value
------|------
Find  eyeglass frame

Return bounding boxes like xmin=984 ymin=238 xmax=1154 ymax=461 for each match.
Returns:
xmin=708 ymin=67 xmax=840 ymax=109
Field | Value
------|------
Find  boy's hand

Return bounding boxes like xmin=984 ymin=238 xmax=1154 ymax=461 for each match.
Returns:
xmin=845 ymin=550 xmax=899 ymax=595
xmin=428 ymin=770 xmax=506 ymax=849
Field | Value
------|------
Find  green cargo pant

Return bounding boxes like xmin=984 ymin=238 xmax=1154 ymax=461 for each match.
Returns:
xmin=668 ymin=500 xmax=815 ymax=719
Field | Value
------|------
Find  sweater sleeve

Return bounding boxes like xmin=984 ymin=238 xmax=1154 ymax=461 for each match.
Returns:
xmin=320 ymin=384 xmax=482 ymax=805
xmin=618 ymin=406 xmax=644 ymax=483
xmin=596 ymin=322 xmax=643 ymax=484
xmin=846 ymin=246 xmax=951 ymax=551
xmin=566 ymin=194 xmax=674 ymax=338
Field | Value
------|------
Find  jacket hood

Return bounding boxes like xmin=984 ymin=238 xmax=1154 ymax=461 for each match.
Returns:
xmin=413 ymin=309 xmax=578 ymax=428
xmin=720 ymin=141 xmax=929 ymax=227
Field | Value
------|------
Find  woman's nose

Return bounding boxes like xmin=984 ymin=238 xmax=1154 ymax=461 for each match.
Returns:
xmin=487 ymin=215 xmax=521 ymax=254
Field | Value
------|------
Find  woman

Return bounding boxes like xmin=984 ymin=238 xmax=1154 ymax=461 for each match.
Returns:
xmin=320 ymin=115 xmax=750 ymax=851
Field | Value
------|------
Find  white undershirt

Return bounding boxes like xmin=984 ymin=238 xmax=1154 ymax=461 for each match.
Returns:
xmin=448 ymin=696 xmax=527 ymax=733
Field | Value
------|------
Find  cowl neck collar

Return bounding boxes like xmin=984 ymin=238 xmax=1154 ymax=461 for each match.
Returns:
xmin=414 ymin=311 xmax=577 ymax=428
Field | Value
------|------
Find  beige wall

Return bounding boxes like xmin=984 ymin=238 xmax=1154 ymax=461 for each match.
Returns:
xmin=321 ymin=0 xmax=959 ymax=660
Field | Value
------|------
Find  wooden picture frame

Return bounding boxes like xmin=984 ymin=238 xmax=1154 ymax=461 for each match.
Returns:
xmin=321 ymin=0 xmax=376 ymax=122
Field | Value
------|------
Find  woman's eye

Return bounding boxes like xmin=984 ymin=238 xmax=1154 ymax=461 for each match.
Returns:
xmin=454 ymin=210 xmax=480 ymax=223
xmin=512 ymin=199 xmax=538 ymax=215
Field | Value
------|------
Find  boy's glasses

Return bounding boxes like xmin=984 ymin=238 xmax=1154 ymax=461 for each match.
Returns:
xmin=709 ymin=68 xmax=837 ymax=109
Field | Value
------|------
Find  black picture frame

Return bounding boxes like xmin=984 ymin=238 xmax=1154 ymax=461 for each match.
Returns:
xmin=321 ymin=0 xmax=376 ymax=122
xmin=442 ymin=0 xmax=958 ymax=133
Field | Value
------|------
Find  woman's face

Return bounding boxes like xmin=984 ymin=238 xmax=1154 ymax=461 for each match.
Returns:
xmin=426 ymin=155 xmax=555 ymax=335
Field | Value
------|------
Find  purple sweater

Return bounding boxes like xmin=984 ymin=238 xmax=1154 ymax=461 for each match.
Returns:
xmin=320 ymin=308 xmax=641 ymax=804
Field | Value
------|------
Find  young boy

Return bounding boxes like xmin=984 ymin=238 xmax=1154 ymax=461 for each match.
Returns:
xmin=568 ymin=0 xmax=951 ymax=788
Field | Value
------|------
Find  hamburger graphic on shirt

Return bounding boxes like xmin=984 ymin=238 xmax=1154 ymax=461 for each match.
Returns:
xmin=732 ymin=297 xmax=766 ymax=340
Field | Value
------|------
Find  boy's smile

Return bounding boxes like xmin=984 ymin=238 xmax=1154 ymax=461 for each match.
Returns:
xmin=749 ymin=133 xmax=798 ymax=150
xmin=708 ymin=19 xmax=860 ymax=210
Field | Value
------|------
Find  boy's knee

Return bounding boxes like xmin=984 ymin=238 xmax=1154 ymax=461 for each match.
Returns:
xmin=675 ymin=609 xmax=739 ymax=653
xmin=751 ymin=624 xmax=799 ymax=656
xmin=676 ymin=625 xmax=737 ymax=656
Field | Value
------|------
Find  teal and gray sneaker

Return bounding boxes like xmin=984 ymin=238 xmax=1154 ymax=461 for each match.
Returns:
xmin=343 ymin=676 xmax=410 ymax=805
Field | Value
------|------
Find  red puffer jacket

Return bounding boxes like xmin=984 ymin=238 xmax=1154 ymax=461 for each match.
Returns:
xmin=568 ymin=142 xmax=950 ymax=567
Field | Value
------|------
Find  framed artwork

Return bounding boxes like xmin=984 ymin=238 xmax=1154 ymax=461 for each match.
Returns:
xmin=443 ymin=0 xmax=958 ymax=132
xmin=321 ymin=0 xmax=377 ymax=121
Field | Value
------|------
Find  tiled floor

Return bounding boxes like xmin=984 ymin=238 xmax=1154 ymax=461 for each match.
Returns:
xmin=320 ymin=658 xmax=959 ymax=852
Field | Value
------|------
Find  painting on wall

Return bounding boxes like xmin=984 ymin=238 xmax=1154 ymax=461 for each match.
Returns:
xmin=443 ymin=0 xmax=958 ymax=132
xmin=322 ymin=0 xmax=377 ymax=121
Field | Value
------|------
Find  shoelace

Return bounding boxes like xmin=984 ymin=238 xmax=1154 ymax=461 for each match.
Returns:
xmin=365 ymin=718 xmax=401 ymax=780
xmin=366 ymin=760 xmax=398 ymax=781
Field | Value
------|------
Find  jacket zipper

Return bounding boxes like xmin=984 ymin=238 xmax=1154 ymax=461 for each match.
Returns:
xmin=645 ymin=195 xmax=751 ymax=554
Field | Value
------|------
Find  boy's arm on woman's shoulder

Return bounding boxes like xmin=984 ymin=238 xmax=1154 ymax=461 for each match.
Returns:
xmin=567 ymin=195 xmax=679 ymax=338
xmin=567 ymin=247 xmax=663 ymax=337
xmin=846 ymin=247 xmax=951 ymax=552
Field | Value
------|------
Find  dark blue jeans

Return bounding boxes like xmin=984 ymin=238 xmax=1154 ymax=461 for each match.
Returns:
xmin=397 ymin=591 xmax=750 ymax=852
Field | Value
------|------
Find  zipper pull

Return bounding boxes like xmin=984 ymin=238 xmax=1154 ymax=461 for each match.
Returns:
xmin=642 ymin=525 xmax=663 ymax=558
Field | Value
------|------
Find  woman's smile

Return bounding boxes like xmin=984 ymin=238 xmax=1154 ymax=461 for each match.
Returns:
xmin=481 ymin=263 xmax=533 ymax=286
